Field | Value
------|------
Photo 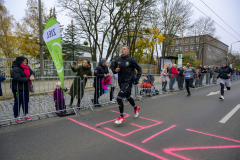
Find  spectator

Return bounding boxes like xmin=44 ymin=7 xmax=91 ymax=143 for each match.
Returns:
xmin=11 ymin=56 xmax=35 ymax=123
xmin=195 ymin=68 xmax=202 ymax=87
xmin=169 ymin=64 xmax=178 ymax=91
xmin=92 ymin=58 xmax=109 ymax=107
xmin=69 ymin=59 xmax=92 ymax=109
xmin=133 ymin=69 xmax=142 ymax=99
xmin=0 ymin=75 xmax=6 ymax=96
xmin=198 ymin=64 xmax=202 ymax=70
xmin=54 ymin=81 xmax=65 ymax=114
xmin=177 ymin=67 xmax=184 ymax=90
xmin=200 ymin=65 xmax=207 ymax=86
xmin=208 ymin=66 xmax=214 ymax=84
xmin=109 ymin=61 xmax=118 ymax=104
xmin=160 ymin=64 xmax=169 ymax=93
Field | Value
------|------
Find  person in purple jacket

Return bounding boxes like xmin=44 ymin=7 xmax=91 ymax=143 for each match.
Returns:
xmin=53 ymin=81 xmax=65 ymax=113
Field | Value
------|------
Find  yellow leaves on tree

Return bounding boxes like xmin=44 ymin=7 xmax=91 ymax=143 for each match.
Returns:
xmin=182 ymin=52 xmax=202 ymax=68
xmin=134 ymin=27 xmax=165 ymax=64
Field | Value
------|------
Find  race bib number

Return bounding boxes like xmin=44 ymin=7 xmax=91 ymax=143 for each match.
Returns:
xmin=185 ymin=73 xmax=191 ymax=78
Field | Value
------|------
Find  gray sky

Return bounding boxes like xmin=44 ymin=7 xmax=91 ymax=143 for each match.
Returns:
xmin=5 ymin=0 xmax=240 ymax=53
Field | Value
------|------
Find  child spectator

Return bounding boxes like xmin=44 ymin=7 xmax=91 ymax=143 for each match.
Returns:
xmin=53 ymin=81 xmax=65 ymax=114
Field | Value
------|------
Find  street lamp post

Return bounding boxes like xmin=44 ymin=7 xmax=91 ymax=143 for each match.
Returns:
xmin=38 ymin=0 xmax=44 ymax=77
xmin=228 ymin=41 xmax=240 ymax=65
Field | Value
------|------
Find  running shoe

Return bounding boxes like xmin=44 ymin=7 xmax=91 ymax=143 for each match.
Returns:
xmin=219 ymin=96 xmax=224 ymax=100
xmin=25 ymin=114 xmax=32 ymax=121
xmin=186 ymin=94 xmax=191 ymax=97
xmin=109 ymin=100 xmax=116 ymax=104
xmin=115 ymin=115 xmax=125 ymax=124
xmin=16 ymin=117 xmax=23 ymax=123
xmin=134 ymin=106 xmax=140 ymax=118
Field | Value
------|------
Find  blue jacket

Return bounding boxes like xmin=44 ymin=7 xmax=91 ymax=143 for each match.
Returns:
xmin=0 ymin=75 xmax=6 ymax=96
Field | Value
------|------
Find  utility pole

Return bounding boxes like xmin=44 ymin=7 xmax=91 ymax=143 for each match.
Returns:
xmin=38 ymin=0 xmax=44 ymax=77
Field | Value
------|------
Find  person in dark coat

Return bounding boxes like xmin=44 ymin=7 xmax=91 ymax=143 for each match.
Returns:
xmin=69 ymin=59 xmax=92 ymax=108
xmin=177 ymin=67 xmax=184 ymax=90
xmin=92 ymin=58 xmax=109 ymax=107
xmin=11 ymin=56 xmax=35 ymax=123
xmin=0 ymin=75 xmax=6 ymax=96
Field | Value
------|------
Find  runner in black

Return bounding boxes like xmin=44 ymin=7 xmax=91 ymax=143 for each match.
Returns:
xmin=183 ymin=62 xmax=198 ymax=97
xmin=112 ymin=46 xmax=142 ymax=124
xmin=215 ymin=62 xmax=233 ymax=100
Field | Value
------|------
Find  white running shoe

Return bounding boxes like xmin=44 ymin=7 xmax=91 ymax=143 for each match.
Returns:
xmin=219 ymin=96 xmax=224 ymax=100
xmin=109 ymin=100 xmax=116 ymax=104
xmin=115 ymin=115 xmax=125 ymax=124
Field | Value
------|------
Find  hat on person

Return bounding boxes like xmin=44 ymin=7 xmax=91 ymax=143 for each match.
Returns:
xmin=15 ymin=56 xmax=27 ymax=65
xmin=222 ymin=61 xmax=227 ymax=65
xmin=101 ymin=58 xmax=107 ymax=64
xmin=56 ymin=81 xmax=62 ymax=87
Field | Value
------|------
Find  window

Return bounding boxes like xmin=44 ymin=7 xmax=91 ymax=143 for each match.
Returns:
xmin=185 ymin=46 xmax=188 ymax=51
xmin=171 ymin=47 xmax=174 ymax=52
xmin=179 ymin=46 xmax=182 ymax=52
xmin=190 ymin=46 xmax=194 ymax=51
xmin=196 ymin=46 xmax=199 ymax=51
xmin=180 ymin=40 xmax=183 ymax=43
xmin=191 ymin=38 xmax=194 ymax=43
xmin=185 ymin=39 xmax=189 ymax=43
xmin=196 ymin=37 xmax=199 ymax=42
xmin=175 ymin=47 xmax=178 ymax=52
xmin=208 ymin=46 xmax=211 ymax=51
xmin=176 ymin=40 xmax=179 ymax=44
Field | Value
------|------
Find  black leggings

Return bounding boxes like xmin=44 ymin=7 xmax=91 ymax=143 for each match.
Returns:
xmin=220 ymin=83 xmax=231 ymax=96
xmin=185 ymin=79 xmax=193 ymax=95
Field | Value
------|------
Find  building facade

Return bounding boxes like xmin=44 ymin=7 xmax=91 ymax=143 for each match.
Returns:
xmin=169 ymin=35 xmax=228 ymax=67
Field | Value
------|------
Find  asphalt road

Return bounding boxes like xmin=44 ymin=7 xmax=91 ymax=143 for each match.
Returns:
xmin=1 ymin=80 xmax=240 ymax=160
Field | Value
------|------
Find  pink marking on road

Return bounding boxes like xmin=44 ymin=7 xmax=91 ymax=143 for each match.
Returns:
xmin=68 ymin=118 xmax=168 ymax=160
xmin=139 ymin=117 xmax=162 ymax=123
xmin=186 ymin=129 xmax=240 ymax=144
xmin=96 ymin=110 xmax=129 ymax=126
xmin=164 ymin=145 xmax=240 ymax=160
xmin=104 ymin=122 xmax=162 ymax=136
xmin=142 ymin=125 xmax=176 ymax=143
xmin=130 ymin=123 xmax=145 ymax=128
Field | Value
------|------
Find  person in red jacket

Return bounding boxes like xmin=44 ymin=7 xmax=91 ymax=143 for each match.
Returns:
xmin=169 ymin=64 xmax=179 ymax=91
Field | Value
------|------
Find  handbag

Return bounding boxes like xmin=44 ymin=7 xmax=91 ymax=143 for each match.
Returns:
xmin=30 ymin=85 xmax=34 ymax=93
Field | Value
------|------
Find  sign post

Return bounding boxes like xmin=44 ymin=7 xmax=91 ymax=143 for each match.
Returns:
xmin=178 ymin=54 xmax=182 ymax=68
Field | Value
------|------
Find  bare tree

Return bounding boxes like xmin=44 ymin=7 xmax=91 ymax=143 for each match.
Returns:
xmin=159 ymin=0 xmax=193 ymax=57
xmin=189 ymin=16 xmax=218 ymax=64
xmin=57 ymin=0 xmax=157 ymax=61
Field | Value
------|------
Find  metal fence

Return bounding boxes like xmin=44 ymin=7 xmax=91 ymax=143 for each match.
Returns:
xmin=0 ymin=58 xmax=156 ymax=77
xmin=2 ymin=72 xmax=238 ymax=126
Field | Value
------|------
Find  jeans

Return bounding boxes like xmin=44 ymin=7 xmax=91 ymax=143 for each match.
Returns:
xmin=94 ymin=87 xmax=104 ymax=104
xmin=169 ymin=77 xmax=176 ymax=90
xmin=110 ymin=87 xmax=115 ymax=101
xmin=13 ymin=91 xmax=29 ymax=118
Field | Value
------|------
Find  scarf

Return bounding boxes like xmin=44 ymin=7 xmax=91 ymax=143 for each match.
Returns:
xmin=20 ymin=64 xmax=32 ymax=85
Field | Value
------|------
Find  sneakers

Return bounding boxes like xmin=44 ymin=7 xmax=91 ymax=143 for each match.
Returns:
xmin=115 ymin=115 xmax=125 ymax=124
xmin=25 ymin=114 xmax=31 ymax=121
xmin=186 ymin=94 xmax=191 ymax=97
xmin=219 ymin=96 xmax=224 ymax=100
xmin=134 ymin=106 xmax=140 ymax=118
xmin=16 ymin=117 xmax=23 ymax=123
xmin=109 ymin=100 xmax=116 ymax=104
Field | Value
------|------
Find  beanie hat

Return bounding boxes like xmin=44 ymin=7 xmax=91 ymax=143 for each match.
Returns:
xmin=101 ymin=58 xmax=107 ymax=64
xmin=222 ymin=62 xmax=227 ymax=65
xmin=16 ymin=56 xmax=27 ymax=65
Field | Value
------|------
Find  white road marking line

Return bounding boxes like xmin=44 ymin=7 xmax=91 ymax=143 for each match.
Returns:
xmin=219 ymin=104 xmax=240 ymax=123
xmin=207 ymin=89 xmax=227 ymax=96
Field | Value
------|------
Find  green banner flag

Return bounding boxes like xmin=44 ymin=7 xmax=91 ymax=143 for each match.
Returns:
xmin=43 ymin=18 xmax=64 ymax=92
